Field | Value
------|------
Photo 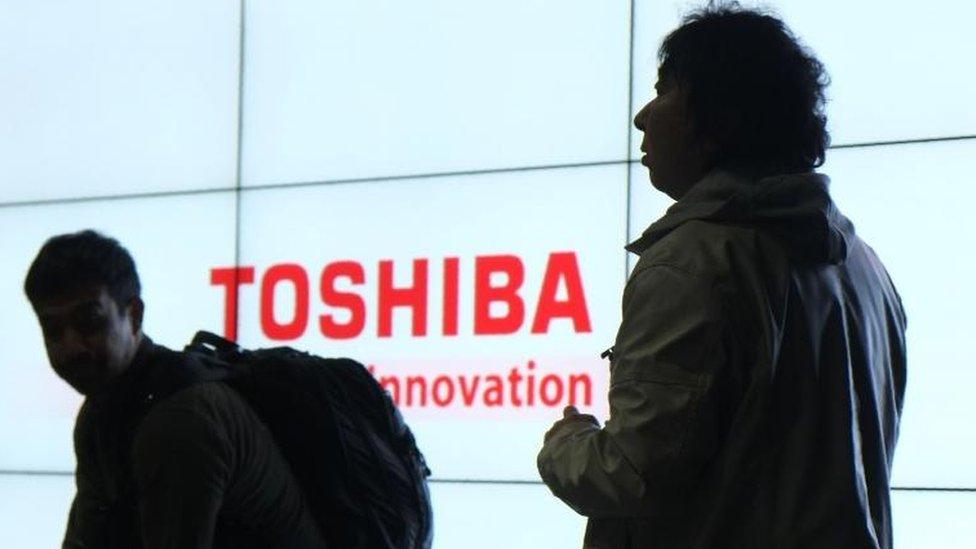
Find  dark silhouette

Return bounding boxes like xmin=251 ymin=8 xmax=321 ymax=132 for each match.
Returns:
xmin=26 ymin=230 xmax=432 ymax=548
xmin=538 ymin=4 xmax=906 ymax=549
xmin=655 ymin=3 xmax=830 ymax=175
xmin=26 ymin=230 xmax=326 ymax=548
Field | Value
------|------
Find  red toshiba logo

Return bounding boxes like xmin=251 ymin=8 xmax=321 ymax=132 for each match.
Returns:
xmin=210 ymin=252 xmax=592 ymax=342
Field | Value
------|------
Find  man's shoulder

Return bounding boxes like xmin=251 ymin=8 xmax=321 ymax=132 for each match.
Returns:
xmin=73 ymin=397 xmax=99 ymax=446
xmin=142 ymin=339 xmax=189 ymax=372
xmin=141 ymin=338 xmax=235 ymax=401
xmin=633 ymin=219 xmax=771 ymax=281
xmin=132 ymin=382 xmax=255 ymax=462
xmin=144 ymin=382 xmax=249 ymax=424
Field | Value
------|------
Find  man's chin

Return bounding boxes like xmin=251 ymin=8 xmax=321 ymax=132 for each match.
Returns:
xmin=647 ymin=172 xmax=674 ymax=199
xmin=62 ymin=375 xmax=105 ymax=397
xmin=648 ymin=171 xmax=693 ymax=201
xmin=64 ymin=381 xmax=92 ymax=396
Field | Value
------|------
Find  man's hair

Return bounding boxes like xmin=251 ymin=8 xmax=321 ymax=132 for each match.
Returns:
xmin=24 ymin=230 xmax=141 ymax=310
xmin=659 ymin=2 xmax=830 ymax=172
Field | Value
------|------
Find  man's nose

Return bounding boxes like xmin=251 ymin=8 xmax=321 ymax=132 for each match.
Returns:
xmin=633 ymin=104 xmax=648 ymax=131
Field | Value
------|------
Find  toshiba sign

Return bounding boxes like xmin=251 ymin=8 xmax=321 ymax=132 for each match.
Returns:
xmin=211 ymin=252 xmax=592 ymax=341
xmin=211 ymin=252 xmax=596 ymax=412
xmin=228 ymin=168 xmax=628 ymax=479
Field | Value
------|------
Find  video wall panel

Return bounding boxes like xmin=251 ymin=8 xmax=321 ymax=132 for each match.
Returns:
xmin=0 ymin=1 xmax=241 ymax=204
xmin=240 ymin=0 xmax=631 ymax=187
xmin=0 ymin=475 xmax=74 ymax=549
xmin=3 ymin=473 xmax=974 ymax=549
xmin=825 ymin=140 xmax=976 ymax=487
xmin=0 ymin=475 xmax=592 ymax=549
xmin=430 ymin=482 xmax=585 ymax=548
xmin=236 ymin=165 xmax=629 ymax=479
xmin=630 ymin=0 xmax=976 ymax=160
xmin=0 ymin=192 xmax=237 ymax=470
xmin=891 ymin=491 xmax=976 ymax=547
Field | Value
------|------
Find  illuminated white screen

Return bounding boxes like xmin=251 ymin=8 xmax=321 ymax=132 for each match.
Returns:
xmin=0 ymin=1 xmax=240 ymax=202
xmin=240 ymin=0 xmax=631 ymax=186
xmin=2 ymin=475 xmax=973 ymax=549
xmin=826 ymin=140 xmax=976 ymax=487
xmin=0 ymin=475 xmax=74 ymax=549
xmin=631 ymin=0 xmax=976 ymax=158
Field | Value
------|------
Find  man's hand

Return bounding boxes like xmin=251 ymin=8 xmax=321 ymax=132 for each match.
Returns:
xmin=544 ymin=405 xmax=601 ymax=443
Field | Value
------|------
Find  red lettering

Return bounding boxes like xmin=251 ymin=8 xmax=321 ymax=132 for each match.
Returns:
xmin=432 ymin=375 xmax=455 ymax=407
xmin=442 ymin=257 xmax=459 ymax=336
xmin=458 ymin=375 xmax=480 ymax=406
xmin=365 ymin=363 xmax=590 ymax=409
xmin=319 ymin=261 xmax=366 ymax=339
xmin=378 ymin=259 xmax=428 ymax=337
xmin=214 ymin=251 xmax=593 ymax=341
xmin=406 ymin=376 xmax=427 ymax=406
xmin=507 ymin=367 xmax=524 ymax=407
xmin=483 ymin=375 xmax=504 ymax=406
xmin=540 ymin=374 xmax=565 ymax=406
xmin=569 ymin=374 xmax=593 ymax=406
xmin=531 ymin=252 xmax=592 ymax=334
xmin=260 ymin=263 xmax=309 ymax=341
xmin=210 ymin=266 xmax=255 ymax=342
xmin=474 ymin=255 xmax=525 ymax=335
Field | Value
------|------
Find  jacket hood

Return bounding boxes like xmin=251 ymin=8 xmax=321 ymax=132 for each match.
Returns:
xmin=627 ymin=169 xmax=854 ymax=265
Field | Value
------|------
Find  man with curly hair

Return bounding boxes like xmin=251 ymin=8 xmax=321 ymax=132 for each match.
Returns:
xmin=539 ymin=4 xmax=906 ymax=548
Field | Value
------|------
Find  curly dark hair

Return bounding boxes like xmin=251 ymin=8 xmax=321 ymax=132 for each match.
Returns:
xmin=658 ymin=2 xmax=830 ymax=172
xmin=24 ymin=230 xmax=141 ymax=310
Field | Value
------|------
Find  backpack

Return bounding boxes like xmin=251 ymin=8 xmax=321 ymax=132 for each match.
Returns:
xmin=182 ymin=330 xmax=433 ymax=549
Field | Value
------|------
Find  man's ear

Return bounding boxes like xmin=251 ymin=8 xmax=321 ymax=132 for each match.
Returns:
xmin=128 ymin=297 xmax=145 ymax=335
xmin=707 ymin=110 xmax=746 ymax=159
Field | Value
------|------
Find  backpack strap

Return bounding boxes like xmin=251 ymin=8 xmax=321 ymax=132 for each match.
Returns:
xmin=186 ymin=331 xmax=241 ymax=357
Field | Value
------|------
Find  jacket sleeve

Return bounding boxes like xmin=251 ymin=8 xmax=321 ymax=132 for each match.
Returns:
xmin=538 ymin=263 xmax=731 ymax=518
xmin=63 ymin=404 xmax=111 ymax=548
xmin=131 ymin=400 xmax=232 ymax=549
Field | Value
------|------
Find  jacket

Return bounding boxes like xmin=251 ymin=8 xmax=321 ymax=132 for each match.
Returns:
xmin=63 ymin=337 xmax=325 ymax=549
xmin=538 ymin=169 xmax=907 ymax=548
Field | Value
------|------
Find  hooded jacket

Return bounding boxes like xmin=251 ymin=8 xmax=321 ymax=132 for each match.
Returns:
xmin=538 ymin=169 xmax=907 ymax=548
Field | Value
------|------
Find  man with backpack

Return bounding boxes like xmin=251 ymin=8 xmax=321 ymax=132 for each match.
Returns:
xmin=25 ymin=230 xmax=431 ymax=548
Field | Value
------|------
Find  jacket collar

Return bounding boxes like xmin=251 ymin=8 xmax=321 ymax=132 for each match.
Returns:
xmin=626 ymin=168 xmax=853 ymax=265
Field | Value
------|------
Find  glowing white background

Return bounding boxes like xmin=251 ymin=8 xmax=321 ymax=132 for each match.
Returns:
xmin=241 ymin=0 xmax=630 ymax=185
xmin=1 ymin=0 xmax=974 ymax=546
xmin=0 ymin=1 xmax=240 ymax=202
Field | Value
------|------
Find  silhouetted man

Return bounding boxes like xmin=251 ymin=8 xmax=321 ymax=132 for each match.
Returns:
xmin=538 ymin=5 xmax=906 ymax=548
xmin=25 ymin=230 xmax=325 ymax=548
